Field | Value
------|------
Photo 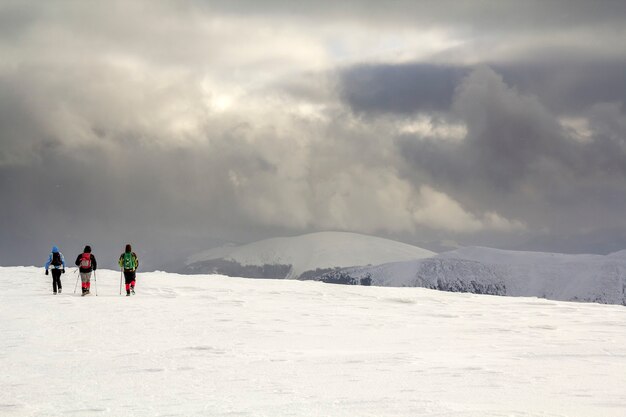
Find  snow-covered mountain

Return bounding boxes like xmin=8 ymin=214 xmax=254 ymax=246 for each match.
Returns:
xmin=181 ymin=231 xmax=436 ymax=279
xmin=317 ymin=246 xmax=626 ymax=305
xmin=182 ymin=233 xmax=626 ymax=305
xmin=3 ymin=267 xmax=626 ymax=416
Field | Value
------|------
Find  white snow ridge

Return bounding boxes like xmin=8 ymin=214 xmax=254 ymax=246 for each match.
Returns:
xmin=183 ymin=231 xmax=436 ymax=278
xmin=330 ymin=246 xmax=626 ymax=305
xmin=2 ymin=266 xmax=626 ymax=416
xmin=182 ymin=232 xmax=626 ymax=306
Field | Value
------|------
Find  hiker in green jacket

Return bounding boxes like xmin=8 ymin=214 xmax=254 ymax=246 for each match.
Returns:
xmin=119 ymin=244 xmax=139 ymax=296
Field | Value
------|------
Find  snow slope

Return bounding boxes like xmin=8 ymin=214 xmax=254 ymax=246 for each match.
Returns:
xmin=608 ymin=248 xmax=626 ymax=259
xmin=321 ymin=247 xmax=626 ymax=305
xmin=184 ymin=231 xmax=435 ymax=278
xmin=2 ymin=266 xmax=626 ymax=417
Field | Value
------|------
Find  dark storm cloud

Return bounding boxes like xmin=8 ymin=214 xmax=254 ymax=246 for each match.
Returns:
xmin=340 ymin=64 xmax=464 ymax=115
xmin=397 ymin=66 xmax=626 ymax=235
xmin=399 ymin=66 xmax=572 ymax=189
xmin=205 ymin=0 xmax=626 ymax=32
xmin=340 ymin=58 xmax=626 ymax=116
xmin=498 ymin=59 xmax=626 ymax=115
xmin=9 ymin=0 xmax=626 ymax=36
xmin=0 ymin=2 xmax=39 ymax=39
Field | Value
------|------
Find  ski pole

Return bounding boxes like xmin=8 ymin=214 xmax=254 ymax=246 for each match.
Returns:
xmin=120 ymin=269 xmax=123 ymax=295
xmin=73 ymin=269 xmax=80 ymax=294
xmin=94 ymin=270 xmax=98 ymax=296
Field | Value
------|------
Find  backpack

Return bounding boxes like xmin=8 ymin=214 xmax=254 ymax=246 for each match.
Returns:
xmin=123 ymin=252 xmax=136 ymax=270
xmin=51 ymin=252 xmax=62 ymax=267
xmin=80 ymin=253 xmax=92 ymax=269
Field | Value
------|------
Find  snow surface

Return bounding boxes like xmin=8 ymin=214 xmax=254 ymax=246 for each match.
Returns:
xmin=186 ymin=232 xmax=436 ymax=278
xmin=608 ymin=249 xmax=626 ymax=259
xmin=2 ymin=266 xmax=626 ymax=417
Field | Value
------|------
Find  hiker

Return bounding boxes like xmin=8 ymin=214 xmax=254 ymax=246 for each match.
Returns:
xmin=119 ymin=244 xmax=139 ymax=296
xmin=75 ymin=245 xmax=97 ymax=296
xmin=44 ymin=246 xmax=66 ymax=294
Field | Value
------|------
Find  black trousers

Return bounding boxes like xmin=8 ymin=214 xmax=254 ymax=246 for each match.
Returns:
xmin=123 ymin=270 xmax=136 ymax=285
xmin=51 ymin=269 xmax=62 ymax=292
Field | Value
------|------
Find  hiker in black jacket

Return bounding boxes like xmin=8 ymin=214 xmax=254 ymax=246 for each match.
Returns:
xmin=75 ymin=245 xmax=97 ymax=296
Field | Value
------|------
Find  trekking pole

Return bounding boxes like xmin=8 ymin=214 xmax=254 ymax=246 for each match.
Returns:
xmin=120 ymin=269 xmax=123 ymax=295
xmin=94 ymin=270 xmax=98 ymax=296
xmin=73 ymin=269 xmax=80 ymax=294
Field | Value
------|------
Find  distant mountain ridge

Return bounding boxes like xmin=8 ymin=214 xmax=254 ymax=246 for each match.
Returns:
xmin=182 ymin=233 xmax=626 ymax=305
xmin=317 ymin=246 xmax=626 ymax=305
xmin=181 ymin=231 xmax=436 ymax=279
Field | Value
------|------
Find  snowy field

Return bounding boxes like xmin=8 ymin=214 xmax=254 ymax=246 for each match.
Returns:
xmin=1 ymin=267 xmax=626 ymax=417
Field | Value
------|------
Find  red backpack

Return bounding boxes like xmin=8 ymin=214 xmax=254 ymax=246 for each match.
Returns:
xmin=80 ymin=253 xmax=92 ymax=269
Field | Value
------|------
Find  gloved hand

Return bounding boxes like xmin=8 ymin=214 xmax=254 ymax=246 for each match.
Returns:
xmin=45 ymin=270 xmax=49 ymax=275
xmin=62 ymin=269 xmax=65 ymax=274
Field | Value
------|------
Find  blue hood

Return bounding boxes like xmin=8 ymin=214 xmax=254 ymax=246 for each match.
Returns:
xmin=52 ymin=246 xmax=59 ymax=253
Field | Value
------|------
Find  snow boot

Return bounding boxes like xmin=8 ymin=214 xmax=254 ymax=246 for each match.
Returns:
xmin=58 ymin=288 xmax=62 ymax=294
xmin=131 ymin=287 xmax=135 ymax=295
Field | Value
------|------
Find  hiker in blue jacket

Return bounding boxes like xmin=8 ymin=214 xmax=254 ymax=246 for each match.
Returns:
xmin=44 ymin=246 xmax=66 ymax=294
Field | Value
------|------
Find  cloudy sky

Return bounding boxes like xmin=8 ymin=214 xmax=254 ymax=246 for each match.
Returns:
xmin=2 ymin=0 xmax=626 ymax=268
